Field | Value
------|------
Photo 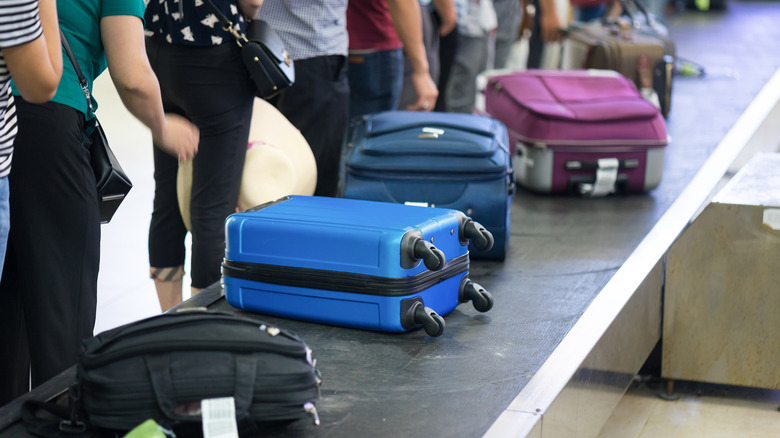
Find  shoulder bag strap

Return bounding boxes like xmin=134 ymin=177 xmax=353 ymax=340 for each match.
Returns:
xmin=20 ymin=383 xmax=93 ymax=437
xmin=201 ymin=0 xmax=249 ymax=46
xmin=59 ymin=30 xmax=94 ymax=115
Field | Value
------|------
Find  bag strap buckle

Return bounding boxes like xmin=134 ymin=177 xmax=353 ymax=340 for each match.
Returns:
xmin=58 ymin=419 xmax=87 ymax=434
xmin=58 ymin=382 xmax=87 ymax=434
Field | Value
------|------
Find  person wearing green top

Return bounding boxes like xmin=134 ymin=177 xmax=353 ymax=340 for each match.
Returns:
xmin=0 ymin=0 xmax=200 ymax=404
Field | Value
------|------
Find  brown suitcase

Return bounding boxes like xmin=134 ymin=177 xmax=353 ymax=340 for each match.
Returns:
xmin=561 ymin=17 xmax=675 ymax=117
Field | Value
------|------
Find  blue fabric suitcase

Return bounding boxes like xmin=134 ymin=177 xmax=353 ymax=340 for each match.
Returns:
xmin=221 ymin=195 xmax=494 ymax=337
xmin=339 ymin=111 xmax=514 ymax=260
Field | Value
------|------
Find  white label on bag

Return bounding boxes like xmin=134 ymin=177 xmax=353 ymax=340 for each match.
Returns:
xmin=763 ymin=209 xmax=780 ymax=230
xmin=405 ymin=201 xmax=431 ymax=207
xmin=202 ymin=397 xmax=239 ymax=438
xmin=589 ymin=158 xmax=619 ymax=197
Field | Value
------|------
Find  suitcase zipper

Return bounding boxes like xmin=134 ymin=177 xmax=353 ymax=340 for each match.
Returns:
xmin=344 ymin=167 xmax=507 ymax=179
xmin=507 ymin=127 xmax=669 ymax=149
xmin=222 ymin=254 xmax=469 ymax=296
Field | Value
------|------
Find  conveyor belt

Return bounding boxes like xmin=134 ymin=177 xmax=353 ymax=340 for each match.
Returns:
xmin=2 ymin=2 xmax=780 ymax=436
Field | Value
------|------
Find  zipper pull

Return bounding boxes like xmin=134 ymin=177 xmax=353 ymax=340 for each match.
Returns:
xmin=303 ymin=402 xmax=320 ymax=426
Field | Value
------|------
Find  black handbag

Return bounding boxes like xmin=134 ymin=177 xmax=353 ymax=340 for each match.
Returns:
xmin=203 ymin=0 xmax=295 ymax=99
xmin=22 ymin=309 xmax=321 ymax=436
xmin=61 ymin=32 xmax=132 ymax=224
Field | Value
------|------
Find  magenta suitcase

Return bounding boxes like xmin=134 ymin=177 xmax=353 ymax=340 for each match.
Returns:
xmin=484 ymin=69 xmax=669 ymax=196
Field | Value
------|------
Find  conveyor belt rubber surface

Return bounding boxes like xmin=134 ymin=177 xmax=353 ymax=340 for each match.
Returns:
xmin=2 ymin=2 xmax=780 ymax=437
xmin=197 ymin=5 xmax=780 ymax=436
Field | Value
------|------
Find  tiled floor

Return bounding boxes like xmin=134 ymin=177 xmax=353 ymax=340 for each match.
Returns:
xmin=92 ymin=73 xmax=780 ymax=437
xmin=598 ymin=378 xmax=780 ymax=438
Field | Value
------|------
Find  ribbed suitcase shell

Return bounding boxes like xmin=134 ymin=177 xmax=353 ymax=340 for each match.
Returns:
xmin=340 ymin=111 xmax=513 ymax=260
xmin=484 ymin=70 xmax=669 ymax=195
xmin=222 ymin=196 xmax=492 ymax=336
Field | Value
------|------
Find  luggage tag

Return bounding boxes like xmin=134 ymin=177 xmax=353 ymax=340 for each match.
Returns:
xmin=578 ymin=158 xmax=619 ymax=197
xmin=202 ymin=397 xmax=239 ymax=438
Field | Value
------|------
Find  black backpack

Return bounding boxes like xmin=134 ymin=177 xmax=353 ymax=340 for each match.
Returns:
xmin=22 ymin=309 xmax=321 ymax=437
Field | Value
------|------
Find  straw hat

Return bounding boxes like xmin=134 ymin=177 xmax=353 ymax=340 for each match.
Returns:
xmin=177 ymin=98 xmax=317 ymax=230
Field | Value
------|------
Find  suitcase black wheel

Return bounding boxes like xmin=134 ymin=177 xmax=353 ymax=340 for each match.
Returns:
xmin=404 ymin=300 xmax=446 ymax=337
xmin=462 ymin=219 xmax=494 ymax=252
xmin=401 ymin=231 xmax=446 ymax=271
xmin=414 ymin=239 xmax=446 ymax=271
xmin=459 ymin=278 xmax=494 ymax=313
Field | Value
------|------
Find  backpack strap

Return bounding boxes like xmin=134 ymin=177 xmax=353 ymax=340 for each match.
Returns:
xmin=19 ymin=386 xmax=94 ymax=438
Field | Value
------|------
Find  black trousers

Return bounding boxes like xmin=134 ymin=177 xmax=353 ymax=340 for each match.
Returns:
xmin=146 ymin=38 xmax=255 ymax=289
xmin=0 ymin=100 xmax=99 ymax=405
xmin=434 ymin=9 xmax=459 ymax=112
xmin=268 ymin=55 xmax=349 ymax=197
xmin=527 ymin=0 xmax=544 ymax=69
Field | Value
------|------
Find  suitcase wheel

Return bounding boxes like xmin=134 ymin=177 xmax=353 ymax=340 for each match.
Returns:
xmin=401 ymin=230 xmax=446 ymax=271
xmin=417 ymin=239 xmax=445 ymax=271
xmin=403 ymin=300 xmax=446 ymax=337
xmin=412 ymin=237 xmax=446 ymax=271
xmin=462 ymin=219 xmax=494 ymax=252
xmin=459 ymin=278 xmax=494 ymax=313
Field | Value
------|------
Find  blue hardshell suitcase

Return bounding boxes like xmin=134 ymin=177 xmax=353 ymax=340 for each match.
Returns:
xmin=339 ymin=111 xmax=514 ymax=260
xmin=221 ymin=195 xmax=494 ymax=337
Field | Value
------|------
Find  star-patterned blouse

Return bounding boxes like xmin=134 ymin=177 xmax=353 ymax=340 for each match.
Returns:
xmin=144 ymin=0 xmax=248 ymax=46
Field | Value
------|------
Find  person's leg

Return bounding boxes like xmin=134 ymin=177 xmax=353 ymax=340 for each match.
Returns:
xmin=187 ymin=102 xmax=251 ymax=290
xmin=0 ymin=234 xmax=30 ymax=405
xmin=8 ymin=99 xmax=99 ymax=389
xmin=435 ymin=20 xmax=459 ymax=112
xmin=148 ymin=138 xmax=187 ymax=310
xmin=271 ymin=55 xmax=349 ymax=197
xmin=148 ymin=40 xmax=255 ymax=294
xmin=445 ymin=32 xmax=490 ymax=113
xmin=493 ymin=0 xmax=522 ymax=69
xmin=527 ymin=0 xmax=544 ymax=69
xmin=0 ymin=177 xmax=8 ymax=275
xmin=147 ymin=38 xmax=190 ymax=309
xmin=348 ymin=48 xmax=404 ymax=120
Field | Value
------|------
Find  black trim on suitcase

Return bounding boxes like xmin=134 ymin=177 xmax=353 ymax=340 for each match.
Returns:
xmin=244 ymin=195 xmax=291 ymax=212
xmin=222 ymin=254 xmax=470 ymax=296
